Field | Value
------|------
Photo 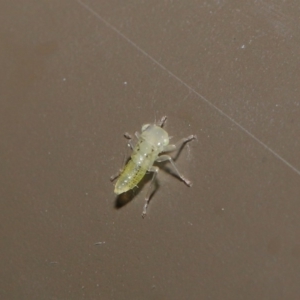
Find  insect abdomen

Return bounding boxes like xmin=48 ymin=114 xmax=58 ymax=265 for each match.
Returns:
xmin=114 ymin=160 xmax=147 ymax=194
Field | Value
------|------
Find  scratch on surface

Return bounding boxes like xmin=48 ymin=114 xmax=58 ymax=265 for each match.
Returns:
xmin=76 ymin=0 xmax=300 ymax=176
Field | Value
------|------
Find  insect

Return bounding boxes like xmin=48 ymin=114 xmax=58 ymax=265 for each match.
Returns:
xmin=111 ymin=116 xmax=196 ymax=217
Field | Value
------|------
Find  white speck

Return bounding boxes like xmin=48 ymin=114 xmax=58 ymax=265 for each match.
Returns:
xmin=94 ymin=241 xmax=106 ymax=245
xmin=123 ymin=81 xmax=127 ymax=85
xmin=221 ymin=208 xmax=225 ymax=211
xmin=241 ymin=45 xmax=245 ymax=49
xmin=62 ymin=78 xmax=66 ymax=81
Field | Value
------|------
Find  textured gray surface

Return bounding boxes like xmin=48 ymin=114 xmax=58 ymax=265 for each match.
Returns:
xmin=1 ymin=1 xmax=300 ymax=299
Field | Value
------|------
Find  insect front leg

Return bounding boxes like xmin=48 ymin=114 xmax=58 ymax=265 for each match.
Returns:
xmin=142 ymin=166 xmax=159 ymax=218
xmin=135 ymin=131 xmax=140 ymax=139
xmin=155 ymin=155 xmax=192 ymax=187
xmin=124 ymin=131 xmax=141 ymax=149
xmin=124 ymin=132 xmax=134 ymax=150
xmin=162 ymin=134 xmax=196 ymax=152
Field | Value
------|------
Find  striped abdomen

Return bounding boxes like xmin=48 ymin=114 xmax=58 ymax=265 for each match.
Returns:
xmin=114 ymin=160 xmax=148 ymax=194
xmin=114 ymin=138 xmax=158 ymax=194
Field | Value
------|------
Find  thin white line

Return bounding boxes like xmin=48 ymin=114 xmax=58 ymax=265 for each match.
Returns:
xmin=76 ymin=0 xmax=300 ymax=176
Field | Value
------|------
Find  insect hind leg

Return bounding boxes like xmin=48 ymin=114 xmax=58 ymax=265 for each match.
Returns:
xmin=155 ymin=155 xmax=192 ymax=187
xmin=142 ymin=166 xmax=159 ymax=218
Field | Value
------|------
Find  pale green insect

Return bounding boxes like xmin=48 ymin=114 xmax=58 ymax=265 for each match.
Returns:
xmin=111 ymin=116 xmax=196 ymax=217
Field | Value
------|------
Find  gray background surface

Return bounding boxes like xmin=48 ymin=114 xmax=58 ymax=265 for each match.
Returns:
xmin=1 ymin=1 xmax=300 ymax=299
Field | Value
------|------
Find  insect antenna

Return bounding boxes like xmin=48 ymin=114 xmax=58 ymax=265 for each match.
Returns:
xmin=158 ymin=115 xmax=167 ymax=127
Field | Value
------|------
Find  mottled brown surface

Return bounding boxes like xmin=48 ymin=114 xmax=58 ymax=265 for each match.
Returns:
xmin=1 ymin=1 xmax=300 ymax=299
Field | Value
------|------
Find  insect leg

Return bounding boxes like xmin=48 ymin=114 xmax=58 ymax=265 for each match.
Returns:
xmin=124 ymin=132 xmax=134 ymax=150
xmin=111 ymin=132 xmax=132 ymax=181
xmin=110 ymin=169 xmax=123 ymax=182
xmin=155 ymin=155 xmax=192 ymax=186
xmin=158 ymin=116 xmax=167 ymax=127
xmin=162 ymin=135 xmax=196 ymax=152
xmin=142 ymin=166 xmax=159 ymax=218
